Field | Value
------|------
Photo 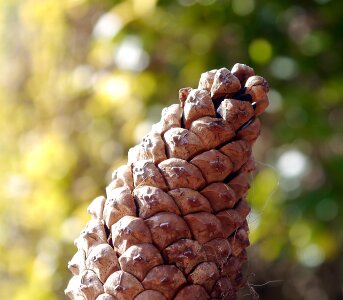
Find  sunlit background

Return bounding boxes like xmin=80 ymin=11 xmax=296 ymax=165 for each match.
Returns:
xmin=0 ymin=0 xmax=342 ymax=299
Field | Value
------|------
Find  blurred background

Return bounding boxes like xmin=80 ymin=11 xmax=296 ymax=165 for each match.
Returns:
xmin=0 ymin=0 xmax=342 ymax=299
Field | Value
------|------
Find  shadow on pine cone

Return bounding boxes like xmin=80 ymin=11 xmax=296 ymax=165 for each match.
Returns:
xmin=65 ymin=64 xmax=270 ymax=300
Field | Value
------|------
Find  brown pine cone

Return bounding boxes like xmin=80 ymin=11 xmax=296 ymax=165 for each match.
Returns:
xmin=65 ymin=63 xmax=269 ymax=300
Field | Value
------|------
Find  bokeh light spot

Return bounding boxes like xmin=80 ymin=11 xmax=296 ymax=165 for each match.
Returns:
xmin=277 ymin=149 xmax=309 ymax=178
xmin=232 ymin=0 xmax=255 ymax=16
xmin=96 ymin=74 xmax=131 ymax=103
xmin=289 ymin=222 xmax=311 ymax=247
xmin=5 ymin=174 xmax=31 ymax=200
xmin=249 ymin=38 xmax=273 ymax=64
xmin=297 ymin=244 xmax=325 ymax=267
xmin=133 ymin=0 xmax=157 ymax=16
xmin=93 ymin=12 xmax=122 ymax=39
xmin=270 ymin=56 xmax=298 ymax=79
xmin=114 ymin=36 xmax=150 ymax=72
xmin=266 ymin=89 xmax=283 ymax=113
xmin=301 ymin=33 xmax=324 ymax=56
xmin=72 ymin=65 xmax=93 ymax=91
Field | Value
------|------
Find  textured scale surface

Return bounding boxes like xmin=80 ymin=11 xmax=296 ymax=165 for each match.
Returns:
xmin=65 ymin=64 xmax=269 ymax=300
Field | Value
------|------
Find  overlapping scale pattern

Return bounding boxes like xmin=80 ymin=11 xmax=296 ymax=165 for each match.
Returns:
xmin=66 ymin=64 xmax=269 ymax=300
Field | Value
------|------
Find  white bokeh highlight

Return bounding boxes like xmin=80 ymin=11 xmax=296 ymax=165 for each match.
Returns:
xmin=93 ymin=13 xmax=123 ymax=39
xmin=114 ymin=36 xmax=150 ymax=72
xmin=277 ymin=149 xmax=309 ymax=178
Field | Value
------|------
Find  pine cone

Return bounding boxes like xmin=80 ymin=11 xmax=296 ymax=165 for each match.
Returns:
xmin=65 ymin=64 xmax=269 ymax=300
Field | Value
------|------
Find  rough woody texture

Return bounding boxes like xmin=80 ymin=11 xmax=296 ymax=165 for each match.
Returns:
xmin=66 ymin=63 xmax=269 ymax=300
